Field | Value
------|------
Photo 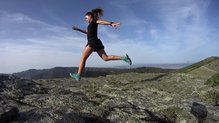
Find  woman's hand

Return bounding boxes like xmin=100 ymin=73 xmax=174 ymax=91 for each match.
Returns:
xmin=72 ymin=26 xmax=79 ymax=31
xmin=72 ymin=26 xmax=87 ymax=34
xmin=111 ymin=22 xmax=121 ymax=27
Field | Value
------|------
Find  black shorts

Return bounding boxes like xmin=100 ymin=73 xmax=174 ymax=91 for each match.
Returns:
xmin=87 ymin=39 xmax=104 ymax=51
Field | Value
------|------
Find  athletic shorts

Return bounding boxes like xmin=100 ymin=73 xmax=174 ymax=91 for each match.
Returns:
xmin=87 ymin=39 xmax=104 ymax=51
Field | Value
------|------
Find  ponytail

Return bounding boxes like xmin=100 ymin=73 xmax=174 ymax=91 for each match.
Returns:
xmin=85 ymin=7 xmax=104 ymax=19
xmin=92 ymin=8 xmax=104 ymax=18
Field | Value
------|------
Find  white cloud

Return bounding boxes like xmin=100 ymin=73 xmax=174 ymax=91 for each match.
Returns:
xmin=149 ymin=28 xmax=159 ymax=39
xmin=0 ymin=10 xmax=135 ymax=73
xmin=0 ymin=42 xmax=82 ymax=73
xmin=0 ymin=10 xmax=47 ymax=27
xmin=41 ymin=4 xmax=67 ymax=26
xmin=0 ymin=11 xmax=86 ymax=73
xmin=0 ymin=10 xmax=75 ymax=39
xmin=112 ymin=0 xmax=217 ymax=62
xmin=155 ymin=0 xmax=211 ymax=42
xmin=98 ymin=26 xmax=119 ymax=41
xmin=0 ymin=0 xmax=218 ymax=73
xmin=135 ymin=0 xmax=215 ymax=58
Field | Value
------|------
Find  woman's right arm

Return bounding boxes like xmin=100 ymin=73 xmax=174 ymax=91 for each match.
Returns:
xmin=72 ymin=26 xmax=87 ymax=34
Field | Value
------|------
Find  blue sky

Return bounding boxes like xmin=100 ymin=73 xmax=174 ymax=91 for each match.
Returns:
xmin=0 ymin=0 xmax=219 ymax=73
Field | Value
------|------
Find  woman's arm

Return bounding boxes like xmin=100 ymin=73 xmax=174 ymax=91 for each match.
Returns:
xmin=96 ymin=20 xmax=121 ymax=27
xmin=72 ymin=26 xmax=87 ymax=34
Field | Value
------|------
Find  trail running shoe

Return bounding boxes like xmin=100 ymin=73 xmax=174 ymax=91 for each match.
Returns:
xmin=122 ymin=54 xmax=132 ymax=65
xmin=70 ymin=73 xmax=81 ymax=81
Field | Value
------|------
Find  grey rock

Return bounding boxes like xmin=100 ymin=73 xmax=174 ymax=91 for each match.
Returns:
xmin=191 ymin=102 xmax=208 ymax=122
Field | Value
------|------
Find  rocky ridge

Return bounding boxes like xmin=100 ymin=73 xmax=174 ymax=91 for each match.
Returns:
xmin=1 ymin=57 xmax=219 ymax=123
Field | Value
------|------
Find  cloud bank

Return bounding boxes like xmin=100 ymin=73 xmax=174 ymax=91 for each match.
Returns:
xmin=1 ymin=0 xmax=219 ymax=73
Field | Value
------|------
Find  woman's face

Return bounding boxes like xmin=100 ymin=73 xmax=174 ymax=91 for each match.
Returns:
xmin=85 ymin=15 xmax=92 ymax=23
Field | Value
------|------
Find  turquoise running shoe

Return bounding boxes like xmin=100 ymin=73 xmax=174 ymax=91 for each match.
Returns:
xmin=122 ymin=54 xmax=132 ymax=65
xmin=70 ymin=73 xmax=81 ymax=81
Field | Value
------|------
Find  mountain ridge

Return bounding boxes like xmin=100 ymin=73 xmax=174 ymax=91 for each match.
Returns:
xmin=178 ymin=56 xmax=219 ymax=73
xmin=177 ymin=56 xmax=219 ymax=80
xmin=1 ymin=56 xmax=219 ymax=122
xmin=13 ymin=66 xmax=174 ymax=79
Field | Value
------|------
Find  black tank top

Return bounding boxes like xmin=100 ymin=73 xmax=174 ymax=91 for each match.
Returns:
xmin=87 ymin=18 xmax=98 ymax=41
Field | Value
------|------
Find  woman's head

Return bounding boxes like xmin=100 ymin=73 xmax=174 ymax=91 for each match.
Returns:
xmin=85 ymin=8 xmax=104 ymax=23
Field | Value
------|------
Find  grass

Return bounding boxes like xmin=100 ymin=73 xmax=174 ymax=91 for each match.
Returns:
xmin=177 ymin=56 xmax=219 ymax=73
xmin=206 ymin=72 xmax=219 ymax=87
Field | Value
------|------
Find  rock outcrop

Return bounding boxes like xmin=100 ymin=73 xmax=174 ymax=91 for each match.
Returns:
xmin=1 ymin=71 xmax=219 ymax=123
xmin=1 ymin=57 xmax=219 ymax=123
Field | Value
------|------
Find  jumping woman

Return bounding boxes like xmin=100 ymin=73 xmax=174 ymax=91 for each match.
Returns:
xmin=70 ymin=8 xmax=132 ymax=81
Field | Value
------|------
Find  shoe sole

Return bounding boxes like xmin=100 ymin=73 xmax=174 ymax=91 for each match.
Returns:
xmin=126 ymin=54 xmax=132 ymax=65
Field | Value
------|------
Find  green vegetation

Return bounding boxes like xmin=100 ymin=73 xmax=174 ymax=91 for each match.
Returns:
xmin=206 ymin=71 xmax=219 ymax=87
xmin=177 ymin=56 xmax=219 ymax=73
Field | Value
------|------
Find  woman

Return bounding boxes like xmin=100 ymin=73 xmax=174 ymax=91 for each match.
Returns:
xmin=70 ymin=8 xmax=132 ymax=81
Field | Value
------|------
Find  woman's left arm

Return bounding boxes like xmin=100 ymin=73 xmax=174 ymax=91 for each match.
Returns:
xmin=96 ymin=20 xmax=121 ymax=27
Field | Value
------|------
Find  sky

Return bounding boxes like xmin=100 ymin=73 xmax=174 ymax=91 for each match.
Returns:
xmin=0 ymin=0 xmax=219 ymax=73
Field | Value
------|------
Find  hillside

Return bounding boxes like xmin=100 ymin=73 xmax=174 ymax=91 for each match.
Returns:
xmin=1 ymin=56 xmax=219 ymax=123
xmin=178 ymin=56 xmax=219 ymax=80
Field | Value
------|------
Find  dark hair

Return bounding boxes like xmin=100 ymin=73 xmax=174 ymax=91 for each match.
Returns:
xmin=85 ymin=8 xmax=104 ymax=19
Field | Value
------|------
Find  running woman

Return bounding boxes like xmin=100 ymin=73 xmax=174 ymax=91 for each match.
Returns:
xmin=70 ymin=8 xmax=132 ymax=81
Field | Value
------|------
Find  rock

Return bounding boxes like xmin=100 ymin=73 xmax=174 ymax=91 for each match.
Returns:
xmin=0 ymin=74 xmax=13 ymax=81
xmin=191 ymin=102 xmax=208 ymax=122
xmin=1 ymin=75 xmax=47 ymax=99
xmin=191 ymin=102 xmax=208 ymax=117
xmin=0 ymin=81 xmax=5 ymax=92
xmin=1 ymin=71 xmax=219 ymax=122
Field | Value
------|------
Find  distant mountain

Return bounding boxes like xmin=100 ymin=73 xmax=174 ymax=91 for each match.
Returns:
xmin=13 ymin=67 xmax=174 ymax=79
xmin=13 ymin=67 xmax=75 ymax=79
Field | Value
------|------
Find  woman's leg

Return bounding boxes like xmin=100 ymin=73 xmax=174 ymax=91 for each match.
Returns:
xmin=77 ymin=45 xmax=93 ymax=74
xmin=97 ymin=49 xmax=132 ymax=65
xmin=97 ymin=49 xmax=122 ymax=61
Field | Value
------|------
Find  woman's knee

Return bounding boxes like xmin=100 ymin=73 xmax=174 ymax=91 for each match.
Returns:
xmin=102 ymin=56 xmax=109 ymax=61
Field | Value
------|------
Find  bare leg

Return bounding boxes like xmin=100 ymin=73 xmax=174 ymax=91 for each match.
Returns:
xmin=97 ymin=49 xmax=122 ymax=61
xmin=77 ymin=45 xmax=93 ymax=74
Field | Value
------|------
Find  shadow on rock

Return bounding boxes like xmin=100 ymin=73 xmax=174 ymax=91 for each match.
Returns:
xmin=59 ymin=112 xmax=114 ymax=123
xmin=18 ymin=108 xmax=113 ymax=123
xmin=128 ymin=102 xmax=175 ymax=123
xmin=0 ymin=107 xmax=19 ymax=123
xmin=140 ymin=109 xmax=175 ymax=123
xmin=141 ymin=74 xmax=168 ymax=82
